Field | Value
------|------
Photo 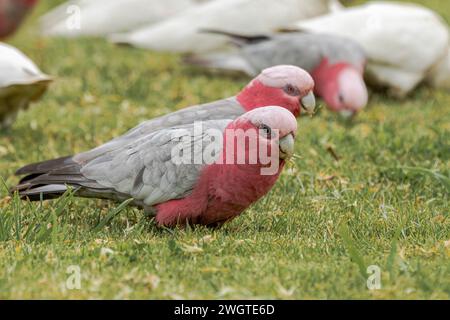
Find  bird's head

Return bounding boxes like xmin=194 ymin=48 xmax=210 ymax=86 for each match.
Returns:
xmin=312 ymin=60 xmax=368 ymax=117
xmin=222 ymin=106 xmax=298 ymax=175
xmin=237 ymin=65 xmax=316 ymax=117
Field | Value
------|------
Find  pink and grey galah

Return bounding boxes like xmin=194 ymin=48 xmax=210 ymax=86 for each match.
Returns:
xmin=185 ymin=31 xmax=368 ymax=116
xmin=0 ymin=0 xmax=38 ymax=39
xmin=13 ymin=106 xmax=298 ymax=227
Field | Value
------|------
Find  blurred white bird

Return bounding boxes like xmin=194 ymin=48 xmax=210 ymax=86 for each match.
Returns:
xmin=109 ymin=0 xmax=342 ymax=53
xmin=0 ymin=43 xmax=51 ymax=129
xmin=40 ymin=0 xmax=210 ymax=38
xmin=428 ymin=47 xmax=450 ymax=90
xmin=291 ymin=1 xmax=450 ymax=96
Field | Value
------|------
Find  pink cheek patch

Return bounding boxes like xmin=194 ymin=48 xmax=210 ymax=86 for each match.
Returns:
xmin=338 ymin=68 xmax=368 ymax=111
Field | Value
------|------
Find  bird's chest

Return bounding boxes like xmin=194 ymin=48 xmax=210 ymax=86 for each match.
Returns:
xmin=198 ymin=172 xmax=278 ymax=225
xmin=201 ymin=198 xmax=246 ymax=226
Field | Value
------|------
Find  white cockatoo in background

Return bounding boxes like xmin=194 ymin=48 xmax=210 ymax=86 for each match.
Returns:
xmin=40 ymin=0 xmax=210 ymax=38
xmin=109 ymin=0 xmax=343 ymax=53
xmin=428 ymin=47 xmax=450 ymax=90
xmin=0 ymin=43 xmax=52 ymax=129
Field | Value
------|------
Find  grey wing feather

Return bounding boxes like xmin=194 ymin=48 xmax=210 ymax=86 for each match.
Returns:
xmin=305 ymin=33 xmax=366 ymax=67
xmin=185 ymin=32 xmax=366 ymax=75
xmin=74 ymin=97 xmax=243 ymax=163
xmin=243 ymin=33 xmax=366 ymax=71
xmin=184 ymin=33 xmax=323 ymax=74
xmin=80 ymin=119 xmax=231 ymax=207
xmin=242 ymin=34 xmax=324 ymax=72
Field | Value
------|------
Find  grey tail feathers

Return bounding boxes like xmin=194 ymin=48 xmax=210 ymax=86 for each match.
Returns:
xmin=12 ymin=156 xmax=102 ymax=201
xmin=199 ymin=28 xmax=271 ymax=47
xmin=15 ymin=156 xmax=75 ymax=176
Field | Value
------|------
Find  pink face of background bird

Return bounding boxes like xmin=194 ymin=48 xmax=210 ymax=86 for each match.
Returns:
xmin=312 ymin=60 xmax=368 ymax=116
xmin=237 ymin=65 xmax=316 ymax=117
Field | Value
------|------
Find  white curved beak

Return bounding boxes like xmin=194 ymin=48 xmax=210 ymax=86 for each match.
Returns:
xmin=279 ymin=133 xmax=295 ymax=159
xmin=301 ymin=91 xmax=316 ymax=114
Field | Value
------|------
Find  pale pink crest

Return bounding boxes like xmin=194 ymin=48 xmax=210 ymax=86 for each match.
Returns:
xmin=256 ymin=65 xmax=314 ymax=94
xmin=240 ymin=105 xmax=298 ymax=138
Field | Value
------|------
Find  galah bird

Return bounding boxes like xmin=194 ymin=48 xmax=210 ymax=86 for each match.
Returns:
xmin=291 ymin=1 xmax=450 ymax=96
xmin=185 ymin=31 xmax=368 ymax=116
xmin=0 ymin=0 xmax=38 ymax=39
xmin=109 ymin=0 xmax=342 ymax=53
xmin=13 ymin=106 xmax=298 ymax=227
xmin=40 ymin=0 xmax=210 ymax=38
xmin=0 ymin=42 xmax=52 ymax=129
xmin=53 ymin=65 xmax=315 ymax=161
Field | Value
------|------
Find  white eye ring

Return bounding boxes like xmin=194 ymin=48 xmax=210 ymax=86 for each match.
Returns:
xmin=284 ymin=84 xmax=299 ymax=96
xmin=259 ymin=124 xmax=272 ymax=139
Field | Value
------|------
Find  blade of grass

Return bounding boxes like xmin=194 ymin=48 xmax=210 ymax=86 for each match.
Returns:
xmin=396 ymin=166 xmax=450 ymax=192
xmin=338 ymin=222 xmax=366 ymax=279
xmin=385 ymin=225 xmax=402 ymax=282
xmin=35 ymin=190 xmax=75 ymax=243
xmin=92 ymin=198 xmax=134 ymax=233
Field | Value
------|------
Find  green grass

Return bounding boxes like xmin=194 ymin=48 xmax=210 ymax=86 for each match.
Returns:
xmin=0 ymin=0 xmax=449 ymax=299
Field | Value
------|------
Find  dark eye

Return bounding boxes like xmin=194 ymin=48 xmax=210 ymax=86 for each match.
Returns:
xmin=259 ymin=124 xmax=272 ymax=139
xmin=338 ymin=94 xmax=345 ymax=104
xmin=284 ymin=84 xmax=299 ymax=96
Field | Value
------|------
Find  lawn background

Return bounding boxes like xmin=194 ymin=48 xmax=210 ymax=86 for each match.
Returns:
xmin=0 ymin=0 xmax=448 ymax=299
